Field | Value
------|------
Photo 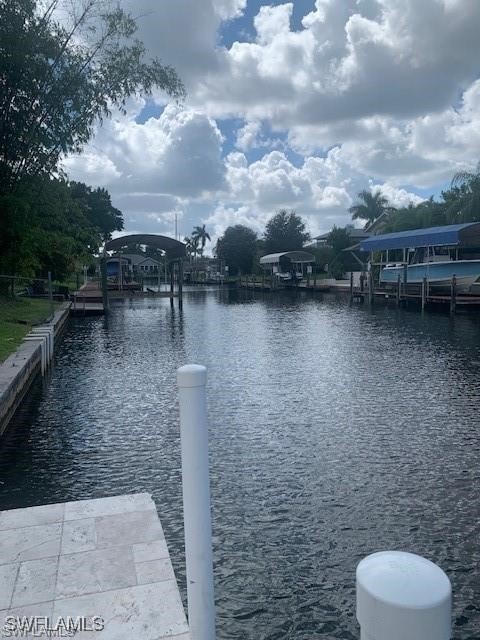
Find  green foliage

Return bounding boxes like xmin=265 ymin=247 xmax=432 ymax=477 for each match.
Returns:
xmin=353 ymin=166 xmax=480 ymax=235
xmin=349 ymin=190 xmax=395 ymax=225
xmin=0 ymin=297 xmax=60 ymax=361
xmin=308 ymin=246 xmax=334 ymax=272
xmin=215 ymin=225 xmax=258 ymax=275
xmin=0 ymin=0 xmax=185 ymax=188
xmin=0 ymin=0 xmax=182 ymax=281
xmin=325 ymin=226 xmax=353 ymax=278
xmin=263 ymin=209 xmax=310 ymax=253
xmin=0 ymin=176 xmax=123 ymax=280
xmin=69 ymin=182 xmax=123 ymax=241
xmin=444 ymin=167 xmax=480 ymax=222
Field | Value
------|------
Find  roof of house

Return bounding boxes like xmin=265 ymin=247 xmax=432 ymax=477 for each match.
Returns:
xmin=260 ymin=251 xmax=316 ymax=264
xmin=315 ymin=228 xmax=370 ymax=241
xmin=111 ymin=253 xmax=148 ymax=265
xmin=137 ymin=256 xmax=161 ymax=266
xmin=359 ymin=222 xmax=480 ymax=252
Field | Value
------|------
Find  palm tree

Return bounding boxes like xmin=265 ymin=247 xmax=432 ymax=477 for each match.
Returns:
xmin=349 ymin=190 xmax=395 ymax=227
xmin=191 ymin=224 xmax=211 ymax=257
xmin=447 ymin=165 xmax=480 ymax=223
xmin=183 ymin=236 xmax=196 ymax=262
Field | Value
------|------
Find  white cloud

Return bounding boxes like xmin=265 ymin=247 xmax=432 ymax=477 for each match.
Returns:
xmin=372 ymin=183 xmax=424 ymax=208
xmin=64 ymin=104 xmax=226 ymax=234
xmin=203 ymin=203 xmax=267 ymax=247
xmin=60 ymin=0 xmax=480 ymax=242
xmin=235 ymin=121 xmax=262 ymax=151
xmin=195 ymin=0 xmax=480 ymax=127
xmin=212 ymin=0 xmax=247 ymax=20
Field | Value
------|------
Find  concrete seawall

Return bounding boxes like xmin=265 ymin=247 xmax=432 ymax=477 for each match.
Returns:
xmin=0 ymin=302 xmax=71 ymax=436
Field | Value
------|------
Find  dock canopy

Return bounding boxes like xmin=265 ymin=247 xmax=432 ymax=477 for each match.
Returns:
xmin=260 ymin=251 xmax=315 ymax=265
xmin=105 ymin=234 xmax=185 ymax=259
xmin=359 ymin=222 xmax=480 ymax=252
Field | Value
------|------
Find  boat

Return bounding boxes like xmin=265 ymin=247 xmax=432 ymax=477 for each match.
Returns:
xmin=379 ymin=258 xmax=480 ymax=292
xmin=359 ymin=223 xmax=480 ymax=293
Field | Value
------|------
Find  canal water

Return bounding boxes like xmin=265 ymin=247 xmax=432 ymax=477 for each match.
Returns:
xmin=1 ymin=289 xmax=479 ymax=639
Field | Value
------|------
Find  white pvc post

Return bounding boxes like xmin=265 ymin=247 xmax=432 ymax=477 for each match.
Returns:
xmin=356 ymin=551 xmax=451 ymax=640
xmin=177 ymin=365 xmax=215 ymax=640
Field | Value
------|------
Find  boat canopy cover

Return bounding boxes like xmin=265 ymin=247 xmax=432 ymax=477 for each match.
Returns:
xmin=359 ymin=222 xmax=480 ymax=252
xmin=260 ymin=251 xmax=316 ymax=264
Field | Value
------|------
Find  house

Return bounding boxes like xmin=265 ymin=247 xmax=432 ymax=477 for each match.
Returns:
xmin=108 ymin=253 xmax=162 ymax=276
xmin=136 ymin=257 xmax=162 ymax=273
xmin=312 ymin=226 xmax=370 ymax=248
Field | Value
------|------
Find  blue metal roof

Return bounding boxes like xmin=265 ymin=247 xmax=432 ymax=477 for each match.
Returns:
xmin=359 ymin=222 xmax=480 ymax=252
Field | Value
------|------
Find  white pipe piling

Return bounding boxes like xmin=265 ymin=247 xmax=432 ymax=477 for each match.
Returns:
xmin=177 ymin=364 xmax=216 ymax=640
xmin=356 ymin=551 xmax=451 ymax=640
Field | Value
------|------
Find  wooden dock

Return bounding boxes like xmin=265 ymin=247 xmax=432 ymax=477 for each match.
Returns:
xmin=349 ymin=275 xmax=480 ymax=313
xmin=237 ymin=276 xmax=331 ymax=292
xmin=0 ymin=494 xmax=189 ymax=640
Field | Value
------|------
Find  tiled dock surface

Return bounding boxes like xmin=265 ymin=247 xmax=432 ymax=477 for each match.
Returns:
xmin=0 ymin=493 xmax=190 ymax=639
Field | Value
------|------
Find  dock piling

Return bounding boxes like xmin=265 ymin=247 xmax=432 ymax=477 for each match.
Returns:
xmin=356 ymin=551 xmax=451 ymax=640
xmin=450 ymin=275 xmax=457 ymax=315
xmin=177 ymin=365 xmax=216 ymax=640
xmin=422 ymin=277 xmax=427 ymax=312
xmin=368 ymin=271 xmax=374 ymax=305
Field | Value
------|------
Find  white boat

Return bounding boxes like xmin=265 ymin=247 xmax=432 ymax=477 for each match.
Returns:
xmin=380 ymin=258 xmax=480 ymax=292
xmin=359 ymin=223 xmax=480 ymax=293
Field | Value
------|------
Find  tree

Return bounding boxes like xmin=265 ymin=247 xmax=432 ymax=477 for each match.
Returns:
xmin=349 ymin=190 xmax=395 ymax=226
xmin=381 ymin=198 xmax=443 ymax=234
xmin=444 ymin=166 xmax=480 ymax=223
xmin=69 ymin=182 xmax=123 ymax=241
xmin=191 ymin=224 xmax=211 ymax=257
xmin=0 ymin=0 xmax=185 ymax=189
xmin=215 ymin=225 xmax=258 ymax=275
xmin=326 ymin=226 xmax=352 ymax=278
xmin=183 ymin=237 xmax=196 ymax=262
xmin=0 ymin=176 xmax=121 ymax=280
xmin=263 ymin=209 xmax=310 ymax=253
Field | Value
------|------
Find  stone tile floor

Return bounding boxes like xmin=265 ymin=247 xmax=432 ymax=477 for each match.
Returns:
xmin=0 ymin=493 xmax=190 ymax=639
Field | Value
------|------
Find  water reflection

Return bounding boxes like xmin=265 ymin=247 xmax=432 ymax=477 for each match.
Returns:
xmin=1 ymin=291 xmax=479 ymax=639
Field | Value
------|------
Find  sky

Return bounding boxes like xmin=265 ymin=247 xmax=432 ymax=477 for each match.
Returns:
xmin=62 ymin=0 xmax=480 ymax=249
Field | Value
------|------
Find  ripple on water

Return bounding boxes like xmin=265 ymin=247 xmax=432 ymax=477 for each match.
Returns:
xmin=1 ymin=290 xmax=480 ymax=639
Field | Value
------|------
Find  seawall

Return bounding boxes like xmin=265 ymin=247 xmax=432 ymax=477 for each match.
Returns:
xmin=0 ymin=302 xmax=70 ymax=435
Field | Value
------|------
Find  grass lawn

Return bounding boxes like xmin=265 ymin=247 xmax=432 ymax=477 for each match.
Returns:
xmin=0 ymin=297 xmax=59 ymax=363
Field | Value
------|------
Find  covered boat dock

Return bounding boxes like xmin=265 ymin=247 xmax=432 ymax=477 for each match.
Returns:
xmin=259 ymin=251 xmax=315 ymax=283
xmin=350 ymin=223 xmax=480 ymax=313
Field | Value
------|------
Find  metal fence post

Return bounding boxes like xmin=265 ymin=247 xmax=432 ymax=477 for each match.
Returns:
xmin=177 ymin=365 xmax=215 ymax=640
xmin=356 ymin=551 xmax=451 ymax=640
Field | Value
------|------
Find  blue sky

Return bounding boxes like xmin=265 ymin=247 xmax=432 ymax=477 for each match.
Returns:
xmin=64 ymin=0 xmax=480 ymax=246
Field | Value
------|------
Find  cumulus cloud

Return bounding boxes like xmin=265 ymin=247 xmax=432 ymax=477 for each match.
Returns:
xmin=195 ymin=0 xmax=480 ymax=127
xmin=372 ymin=183 xmax=424 ymax=208
xmin=236 ymin=121 xmax=262 ymax=151
xmin=60 ymin=0 xmax=480 ymax=242
xmin=64 ymin=104 xmax=226 ymax=234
